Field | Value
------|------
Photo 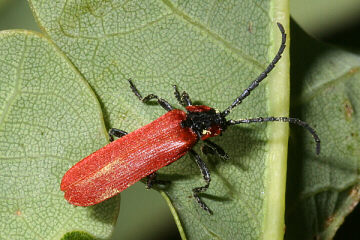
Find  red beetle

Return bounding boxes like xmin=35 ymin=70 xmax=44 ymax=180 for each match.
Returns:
xmin=61 ymin=23 xmax=320 ymax=214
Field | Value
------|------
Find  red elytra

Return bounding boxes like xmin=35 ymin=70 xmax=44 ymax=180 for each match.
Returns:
xmin=61 ymin=23 xmax=320 ymax=214
xmin=61 ymin=109 xmax=197 ymax=206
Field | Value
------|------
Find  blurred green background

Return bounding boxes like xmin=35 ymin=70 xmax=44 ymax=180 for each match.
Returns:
xmin=0 ymin=0 xmax=359 ymax=239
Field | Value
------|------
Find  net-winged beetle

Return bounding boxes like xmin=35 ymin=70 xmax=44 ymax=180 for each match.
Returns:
xmin=61 ymin=23 xmax=320 ymax=215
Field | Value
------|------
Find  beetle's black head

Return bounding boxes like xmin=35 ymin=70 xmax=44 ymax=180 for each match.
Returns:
xmin=181 ymin=106 xmax=228 ymax=139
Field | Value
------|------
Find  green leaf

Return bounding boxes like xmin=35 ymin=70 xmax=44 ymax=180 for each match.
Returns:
xmin=61 ymin=231 xmax=96 ymax=240
xmin=0 ymin=31 xmax=119 ymax=239
xmin=285 ymin=21 xmax=360 ymax=240
xmin=29 ymin=0 xmax=289 ymax=239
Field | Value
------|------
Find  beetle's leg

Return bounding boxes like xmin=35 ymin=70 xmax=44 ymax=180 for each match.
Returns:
xmin=189 ymin=149 xmax=213 ymax=215
xmin=108 ymin=128 xmax=128 ymax=142
xmin=173 ymin=85 xmax=192 ymax=107
xmin=128 ymin=79 xmax=174 ymax=111
xmin=173 ymin=85 xmax=183 ymax=105
xmin=141 ymin=94 xmax=174 ymax=111
xmin=146 ymin=172 xmax=158 ymax=189
xmin=146 ymin=172 xmax=169 ymax=189
xmin=181 ymin=91 xmax=192 ymax=106
xmin=202 ymin=140 xmax=229 ymax=160
xmin=201 ymin=145 xmax=216 ymax=155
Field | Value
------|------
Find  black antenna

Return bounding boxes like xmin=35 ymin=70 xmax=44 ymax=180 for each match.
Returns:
xmin=227 ymin=117 xmax=321 ymax=155
xmin=222 ymin=22 xmax=286 ymax=117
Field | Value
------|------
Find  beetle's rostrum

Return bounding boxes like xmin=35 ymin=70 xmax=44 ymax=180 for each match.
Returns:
xmin=61 ymin=23 xmax=320 ymax=215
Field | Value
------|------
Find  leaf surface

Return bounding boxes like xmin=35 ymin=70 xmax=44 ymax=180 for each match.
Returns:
xmin=29 ymin=1 xmax=289 ymax=239
xmin=0 ymin=31 xmax=119 ymax=239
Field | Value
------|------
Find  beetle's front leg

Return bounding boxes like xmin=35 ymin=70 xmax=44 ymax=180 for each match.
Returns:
xmin=128 ymin=79 xmax=174 ymax=112
xmin=173 ymin=85 xmax=192 ymax=107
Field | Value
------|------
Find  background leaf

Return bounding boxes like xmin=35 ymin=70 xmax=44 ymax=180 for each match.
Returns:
xmin=0 ymin=31 xmax=119 ymax=239
xmin=29 ymin=0 xmax=290 ymax=239
xmin=61 ymin=231 xmax=96 ymax=240
xmin=1 ymin=1 xmax=359 ymax=239
xmin=285 ymin=21 xmax=360 ymax=240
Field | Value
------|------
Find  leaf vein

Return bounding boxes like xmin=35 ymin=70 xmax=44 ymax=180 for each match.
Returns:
xmin=160 ymin=0 xmax=264 ymax=70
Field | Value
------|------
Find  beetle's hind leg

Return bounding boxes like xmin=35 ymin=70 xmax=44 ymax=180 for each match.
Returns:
xmin=189 ymin=149 xmax=213 ymax=215
xmin=128 ymin=79 xmax=174 ymax=111
xmin=108 ymin=128 xmax=128 ymax=142
xmin=173 ymin=85 xmax=192 ymax=107
xmin=146 ymin=172 xmax=169 ymax=189
xmin=146 ymin=172 xmax=158 ymax=189
xmin=202 ymin=140 xmax=229 ymax=160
